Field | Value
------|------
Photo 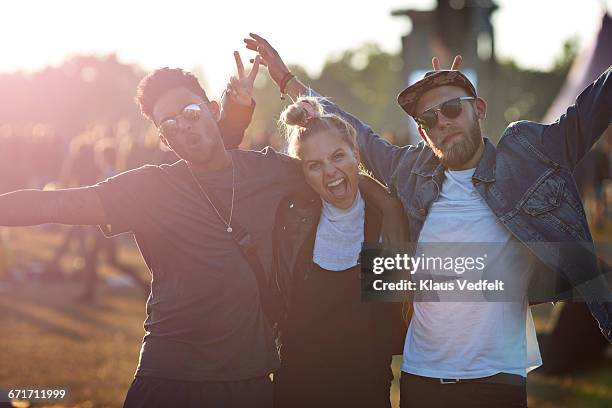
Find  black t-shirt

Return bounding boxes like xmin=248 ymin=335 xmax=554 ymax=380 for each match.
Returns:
xmin=93 ymin=147 xmax=303 ymax=381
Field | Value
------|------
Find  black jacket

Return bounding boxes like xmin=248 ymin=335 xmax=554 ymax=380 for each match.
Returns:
xmin=271 ymin=176 xmax=410 ymax=352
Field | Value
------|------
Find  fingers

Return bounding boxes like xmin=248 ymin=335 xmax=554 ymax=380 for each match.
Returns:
xmin=234 ymin=51 xmax=245 ymax=78
xmin=249 ymin=32 xmax=268 ymax=45
xmin=228 ymin=76 xmax=243 ymax=97
xmin=244 ymin=37 xmax=271 ymax=59
xmin=244 ymin=33 xmax=274 ymax=70
xmin=244 ymin=38 xmax=258 ymax=52
xmin=229 ymin=76 xmax=240 ymax=92
xmin=432 ymin=55 xmax=463 ymax=70
xmin=248 ymin=55 xmax=260 ymax=81
xmin=246 ymin=33 xmax=274 ymax=55
xmin=451 ymin=55 xmax=463 ymax=70
xmin=250 ymin=58 xmax=268 ymax=67
xmin=226 ymin=82 xmax=237 ymax=97
xmin=432 ymin=57 xmax=441 ymax=71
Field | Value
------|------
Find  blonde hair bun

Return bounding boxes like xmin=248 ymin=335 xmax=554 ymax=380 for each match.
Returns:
xmin=279 ymin=96 xmax=356 ymax=158
xmin=280 ymin=98 xmax=323 ymax=128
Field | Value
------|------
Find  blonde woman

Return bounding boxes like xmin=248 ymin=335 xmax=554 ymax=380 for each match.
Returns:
xmin=270 ymin=98 xmax=406 ymax=407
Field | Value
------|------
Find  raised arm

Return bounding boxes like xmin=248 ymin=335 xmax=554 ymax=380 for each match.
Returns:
xmin=0 ymin=187 xmax=106 ymax=227
xmin=219 ymin=52 xmax=260 ymax=149
xmin=540 ymin=65 xmax=611 ymax=170
xmin=244 ymin=33 xmax=416 ymax=186
xmin=218 ymin=92 xmax=255 ymax=150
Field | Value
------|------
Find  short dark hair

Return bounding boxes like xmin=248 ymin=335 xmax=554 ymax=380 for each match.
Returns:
xmin=135 ymin=67 xmax=208 ymax=123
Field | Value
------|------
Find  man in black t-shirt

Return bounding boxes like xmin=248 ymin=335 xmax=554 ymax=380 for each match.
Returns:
xmin=0 ymin=54 xmax=304 ymax=407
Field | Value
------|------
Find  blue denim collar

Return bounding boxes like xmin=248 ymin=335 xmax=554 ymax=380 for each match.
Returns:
xmin=472 ymin=138 xmax=496 ymax=183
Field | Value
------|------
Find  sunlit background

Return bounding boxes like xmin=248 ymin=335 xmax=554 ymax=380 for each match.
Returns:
xmin=0 ymin=0 xmax=608 ymax=95
xmin=0 ymin=1 xmax=611 ymax=407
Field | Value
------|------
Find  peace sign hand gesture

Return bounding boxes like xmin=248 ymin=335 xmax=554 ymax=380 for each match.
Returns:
xmin=431 ymin=55 xmax=463 ymax=71
xmin=225 ymin=51 xmax=260 ymax=106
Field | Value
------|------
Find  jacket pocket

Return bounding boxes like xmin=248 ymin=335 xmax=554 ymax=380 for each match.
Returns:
xmin=522 ymin=174 xmax=564 ymax=215
xmin=521 ymin=173 xmax=588 ymax=240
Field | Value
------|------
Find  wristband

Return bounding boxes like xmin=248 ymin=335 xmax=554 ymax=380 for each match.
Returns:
xmin=279 ymin=72 xmax=295 ymax=100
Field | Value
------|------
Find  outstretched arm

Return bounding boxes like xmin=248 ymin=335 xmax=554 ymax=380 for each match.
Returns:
xmin=0 ymin=187 xmax=106 ymax=227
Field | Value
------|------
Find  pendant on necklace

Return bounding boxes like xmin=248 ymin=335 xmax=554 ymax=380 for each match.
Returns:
xmin=227 ymin=226 xmax=233 ymax=233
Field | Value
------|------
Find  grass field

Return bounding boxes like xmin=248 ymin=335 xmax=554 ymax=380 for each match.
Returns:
xmin=0 ymin=226 xmax=611 ymax=407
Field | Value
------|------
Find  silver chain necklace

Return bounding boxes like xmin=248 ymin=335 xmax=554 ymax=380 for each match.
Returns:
xmin=187 ymin=158 xmax=235 ymax=233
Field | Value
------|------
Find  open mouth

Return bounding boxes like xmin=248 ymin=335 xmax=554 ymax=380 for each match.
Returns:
xmin=326 ymin=177 xmax=348 ymax=199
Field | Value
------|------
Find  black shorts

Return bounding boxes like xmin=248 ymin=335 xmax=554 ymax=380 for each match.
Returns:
xmin=123 ymin=375 xmax=273 ymax=408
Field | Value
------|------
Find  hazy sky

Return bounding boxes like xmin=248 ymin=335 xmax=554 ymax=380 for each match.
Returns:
xmin=1 ymin=0 xmax=609 ymax=96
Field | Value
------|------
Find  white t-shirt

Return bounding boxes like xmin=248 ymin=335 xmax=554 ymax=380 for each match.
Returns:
xmin=312 ymin=191 xmax=365 ymax=271
xmin=401 ymin=167 xmax=542 ymax=379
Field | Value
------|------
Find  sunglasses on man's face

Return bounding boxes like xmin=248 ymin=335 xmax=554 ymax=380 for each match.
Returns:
xmin=413 ymin=96 xmax=475 ymax=130
xmin=158 ymin=102 xmax=208 ymax=138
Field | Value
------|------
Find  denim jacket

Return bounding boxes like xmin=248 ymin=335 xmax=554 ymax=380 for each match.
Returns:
xmin=315 ymin=66 xmax=612 ymax=342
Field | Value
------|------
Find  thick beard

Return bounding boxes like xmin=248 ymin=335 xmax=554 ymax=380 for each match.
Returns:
xmin=431 ymin=119 xmax=482 ymax=169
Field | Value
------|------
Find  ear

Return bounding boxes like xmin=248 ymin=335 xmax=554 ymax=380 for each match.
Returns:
xmin=209 ymin=100 xmax=221 ymax=121
xmin=474 ymin=97 xmax=487 ymax=120
xmin=352 ymin=143 xmax=361 ymax=163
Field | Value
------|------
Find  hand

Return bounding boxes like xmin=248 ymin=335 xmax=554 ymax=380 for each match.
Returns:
xmin=431 ymin=55 xmax=462 ymax=71
xmin=244 ymin=33 xmax=290 ymax=89
xmin=225 ymin=51 xmax=260 ymax=106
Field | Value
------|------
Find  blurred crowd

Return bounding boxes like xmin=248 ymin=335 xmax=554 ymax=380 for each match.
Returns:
xmin=0 ymin=121 xmax=178 ymax=301
xmin=0 ymin=121 xmax=177 ymax=194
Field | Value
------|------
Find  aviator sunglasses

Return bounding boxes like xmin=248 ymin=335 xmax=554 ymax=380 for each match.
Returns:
xmin=158 ymin=102 xmax=209 ymax=137
xmin=413 ymin=96 xmax=475 ymax=130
